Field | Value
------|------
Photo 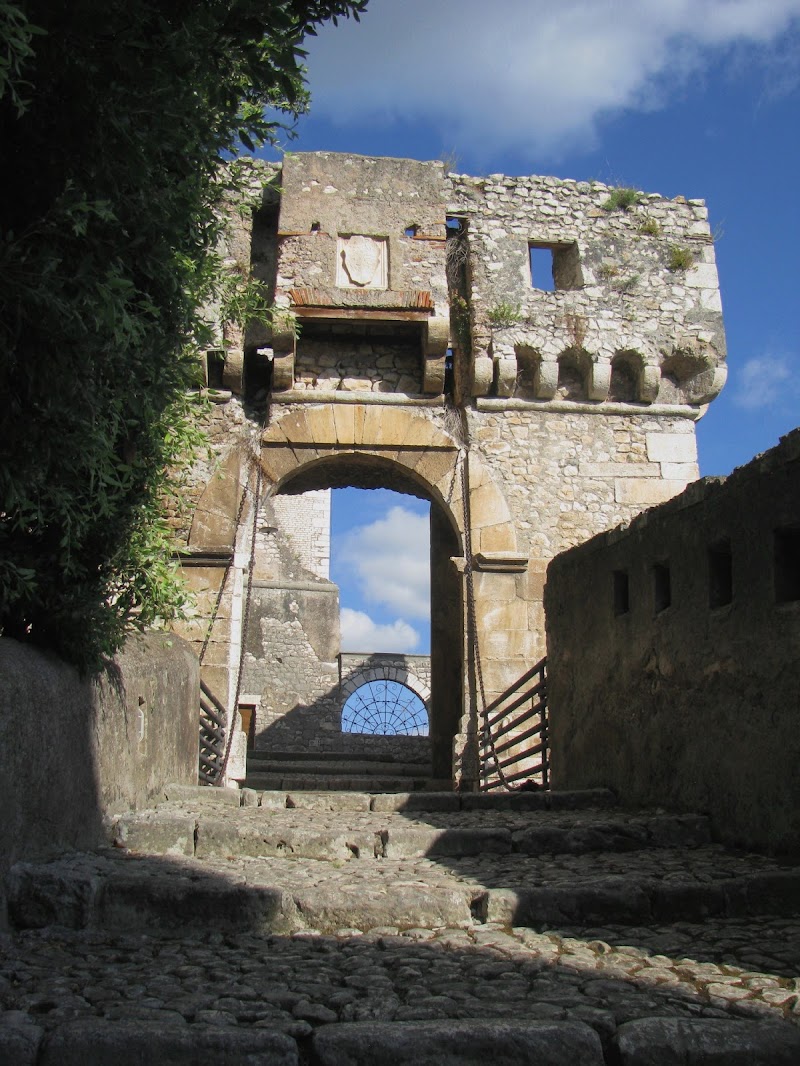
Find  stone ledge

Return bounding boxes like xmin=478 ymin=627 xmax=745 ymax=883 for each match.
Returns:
xmin=270 ymin=390 xmax=445 ymax=407
xmin=475 ymin=398 xmax=703 ymax=419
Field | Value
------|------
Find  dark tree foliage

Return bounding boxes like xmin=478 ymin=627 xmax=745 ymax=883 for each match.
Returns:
xmin=0 ymin=0 xmax=366 ymax=668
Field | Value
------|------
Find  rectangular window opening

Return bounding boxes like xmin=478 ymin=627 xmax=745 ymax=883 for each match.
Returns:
xmin=708 ymin=540 xmax=733 ymax=608
xmin=206 ymin=349 xmax=225 ymax=389
xmin=529 ymin=241 xmax=583 ymax=291
xmin=613 ymin=570 xmax=630 ymax=616
xmin=653 ymin=561 xmax=671 ymax=613
xmin=774 ymin=527 xmax=800 ymax=603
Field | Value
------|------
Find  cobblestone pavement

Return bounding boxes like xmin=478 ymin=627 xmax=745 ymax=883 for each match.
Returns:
xmin=3 ymin=789 xmax=800 ymax=1062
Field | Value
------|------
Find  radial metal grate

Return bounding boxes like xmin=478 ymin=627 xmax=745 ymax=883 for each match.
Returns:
xmin=341 ymin=680 xmax=429 ymax=736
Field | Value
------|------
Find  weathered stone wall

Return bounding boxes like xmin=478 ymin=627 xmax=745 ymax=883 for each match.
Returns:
xmin=173 ymin=152 xmax=728 ymax=784
xmin=0 ymin=634 xmax=198 ymax=922
xmin=545 ymin=429 xmax=800 ymax=854
xmin=447 ymin=171 xmax=725 ymax=406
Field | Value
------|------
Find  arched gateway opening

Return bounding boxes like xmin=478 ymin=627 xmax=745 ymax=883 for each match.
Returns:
xmin=252 ymin=442 xmax=464 ymax=781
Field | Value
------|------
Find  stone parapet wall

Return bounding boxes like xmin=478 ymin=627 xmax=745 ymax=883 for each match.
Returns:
xmin=545 ymin=428 xmax=800 ymax=854
xmin=0 ymin=634 xmax=198 ymax=923
xmin=447 ymin=171 xmax=726 ymax=406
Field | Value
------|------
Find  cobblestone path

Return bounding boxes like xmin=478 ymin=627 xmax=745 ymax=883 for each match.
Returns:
xmin=2 ymin=786 xmax=800 ymax=1064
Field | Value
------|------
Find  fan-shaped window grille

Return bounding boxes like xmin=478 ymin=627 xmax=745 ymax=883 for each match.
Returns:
xmin=341 ymin=680 xmax=429 ymax=736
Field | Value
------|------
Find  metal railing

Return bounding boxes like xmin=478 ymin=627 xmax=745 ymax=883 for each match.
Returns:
xmin=480 ymin=656 xmax=549 ymax=791
xmin=199 ymin=679 xmax=227 ymax=785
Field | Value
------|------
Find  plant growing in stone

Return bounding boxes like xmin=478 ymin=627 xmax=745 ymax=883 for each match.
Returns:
xmin=638 ymin=218 xmax=662 ymax=237
xmin=487 ymin=301 xmax=522 ymax=328
xmin=597 ymin=262 xmax=620 ymax=282
xmin=613 ymin=274 xmax=640 ymax=294
xmin=602 ymin=187 xmax=643 ymax=212
xmin=668 ymin=245 xmax=695 ymax=272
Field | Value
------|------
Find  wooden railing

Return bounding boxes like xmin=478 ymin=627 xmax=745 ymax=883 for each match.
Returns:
xmin=199 ymin=679 xmax=227 ymax=785
xmin=480 ymin=656 xmax=549 ymax=791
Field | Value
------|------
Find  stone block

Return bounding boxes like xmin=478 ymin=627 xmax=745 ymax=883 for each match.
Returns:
xmin=411 ymin=449 xmax=459 ymax=496
xmin=39 ymin=1021 xmax=298 ymax=1066
xmin=476 ymin=521 xmax=517 ymax=553
xmin=468 ymin=482 xmax=512 ymax=527
xmin=579 ymin=462 xmax=660 ymax=478
xmin=370 ymin=792 xmax=460 ymax=812
xmin=646 ymin=432 xmax=697 ymax=464
xmin=518 ymin=562 xmax=546 ymax=601
xmin=612 ymin=1018 xmax=800 ymax=1065
xmin=0 ymin=1022 xmax=43 ymax=1066
xmin=305 ymin=404 xmax=338 ymax=445
xmin=475 ymin=597 xmax=529 ymax=632
xmin=113 ymin=815 xmax=196 ymax=857
xmin=615 ymin=478 xmax=689 ymax=506
xmin=332 ymin=403 xmax=357 ymax=445
xmin=312 ymin=1020 xmax=604 ymax=1066
xmin=683 ymin=261 xmax=719 ymax=288
xmin=660 ymin=462 xmax=699 ymax=481
xmin=472 ymin=355 xmax=494 ymax=396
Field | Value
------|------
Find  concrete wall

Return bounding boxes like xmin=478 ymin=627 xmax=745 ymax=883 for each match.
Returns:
xmin=0 ymin=634 xmax=198 ymax=920
xmin=546 ymin=429 xmax=800 ymax=855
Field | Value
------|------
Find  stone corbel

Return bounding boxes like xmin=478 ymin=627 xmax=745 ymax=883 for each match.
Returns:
xmin=472 ymin=353 xmax=494 ymax=397
xmin=639 ymin=365 xmax=661 ymax=404
xmin=474 ymin=551 xmax=528 ymax=573
xmin=270 ymin=309 xmax=297 ymax=392
xmin=422 ymin=315 xmax=449 ymax=394
xmin=493 ymin=343 xmax=518 ymax=398
xmin=588 ymin=359 xmax=611 ymax=402
xmin=687 ymin=363 xmax=728 ymax=405
xmin=221 ymin=348 xmax=244 ymax=394
xmin=534 ymin=358 xmax=558 ymax=399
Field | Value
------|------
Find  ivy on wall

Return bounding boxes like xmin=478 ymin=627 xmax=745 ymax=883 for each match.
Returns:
xmin=0 ymin=0 xmax=367 ymax=669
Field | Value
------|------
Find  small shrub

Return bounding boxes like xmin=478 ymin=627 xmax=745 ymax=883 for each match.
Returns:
xmin=487 ymin=301 xmax=521 ymax=328
xmin=602 ymin=187 xmax=643 ymax=212
xmin=668 ymin=245 xmax=695 ymax=272
xmin=597 ymin=262 xmax=620 ymax=282
xmin=613 ymin=274 xmax=640 ymax=294
xmin=637 ymin=218 xmax=661 ymax=237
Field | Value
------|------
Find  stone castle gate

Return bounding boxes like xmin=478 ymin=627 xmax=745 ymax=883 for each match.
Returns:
xmin=172 ymin=152 xmax=726 ymax=787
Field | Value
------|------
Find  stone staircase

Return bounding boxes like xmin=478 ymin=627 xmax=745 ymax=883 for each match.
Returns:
xmin=3 ymin=786 xmax=800 ymax=1064
xmin=244 ymin=749 xmax=448 ymax=793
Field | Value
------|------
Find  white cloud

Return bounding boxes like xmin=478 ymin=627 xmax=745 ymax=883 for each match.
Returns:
xmin=340 ymin=608 xmax=420 ymax=652
xmin=338 ymin=505 xmax=430 ymax=619
xmin=305 ymin=0 xmax=800 ymax=158
xmin=733 ymin=354 xmax=797 ymax=410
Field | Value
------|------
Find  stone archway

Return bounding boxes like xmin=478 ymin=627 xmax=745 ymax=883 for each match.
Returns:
xmin=254 ymin=403 xmax=521 ymax=783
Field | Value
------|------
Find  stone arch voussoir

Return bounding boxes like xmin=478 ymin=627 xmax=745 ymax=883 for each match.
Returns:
xmin=260 ymin=404 xmax=518 ymax=555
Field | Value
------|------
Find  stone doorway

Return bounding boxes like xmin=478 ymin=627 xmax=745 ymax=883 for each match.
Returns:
xmin=243 ymin=450 xmax=463 ymax=782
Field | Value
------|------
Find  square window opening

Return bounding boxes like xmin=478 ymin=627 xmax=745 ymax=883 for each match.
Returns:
xmin=653 ymin=561 xmax=671 ymax=613
xmin=774 ymin=527 xmax=800 ymax=603
xmin=708 ymin=540 xmax=733 ymax=608
xmin=529 ymin=241 xmax=583 ymax=291
xmin=613 ymin=570 xmax=630 ymax=616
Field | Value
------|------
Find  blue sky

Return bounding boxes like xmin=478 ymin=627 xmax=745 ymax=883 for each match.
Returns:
xmin=264 ymin=0 xmax=800 ymax=653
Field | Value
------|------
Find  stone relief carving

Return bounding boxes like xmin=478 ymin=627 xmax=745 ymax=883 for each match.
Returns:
xmin=336 ymin=234 xmax=388 ymax=289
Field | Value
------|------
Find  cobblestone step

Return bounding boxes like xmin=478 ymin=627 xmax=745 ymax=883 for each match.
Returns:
xmin=111 ymin=804 xmax=713 ymax=863
xmin=246 ymin=760 xmax=433 ymax=778
xmin=4 ymin=786 xmax=800 ymax=1062
xmin=7 ymin=837 xmax=800 ymax=937
xmin=243 ymin=773 xmax=447 ymax=792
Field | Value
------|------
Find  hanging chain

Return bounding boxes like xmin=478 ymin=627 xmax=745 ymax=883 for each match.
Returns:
xmin=217 ymin=458 xmax=263 ymax=783
xmin=198 ymin=477 xmax=251 ymax=666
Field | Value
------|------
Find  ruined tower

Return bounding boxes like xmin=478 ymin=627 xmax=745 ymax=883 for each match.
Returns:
xmin=173 ymin=152 xmax=726 ymax=786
